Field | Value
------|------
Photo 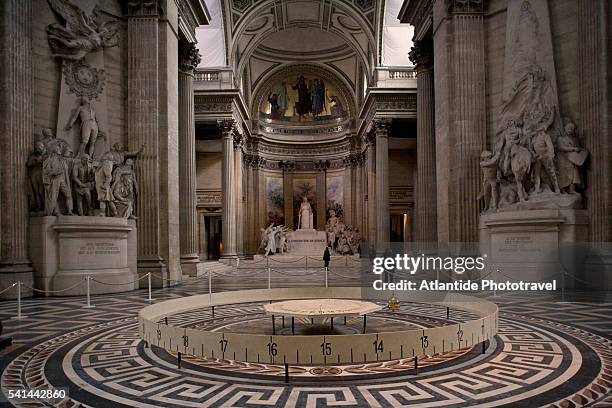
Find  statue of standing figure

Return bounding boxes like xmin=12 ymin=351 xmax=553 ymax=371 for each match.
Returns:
xmin=66 ymin=97 xmax=106 ymax=157
xmin=556 ymin=122 xmax=588 ymax=194
xmin=298 ymin=196 xmax=313 ymax=229
xmin=43 ymin=143 xmax=74 ymax=216
xmin=111 ymin=159 xmax=138 ymax=219
xmin=27 ymin=141 xmax=47 ymax=213
xmin=72 ymin=154 xmax=95 ymax=216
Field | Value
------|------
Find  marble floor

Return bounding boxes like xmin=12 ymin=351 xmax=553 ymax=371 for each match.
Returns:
xmin=0 ymin=270 xmax=611 ymax=407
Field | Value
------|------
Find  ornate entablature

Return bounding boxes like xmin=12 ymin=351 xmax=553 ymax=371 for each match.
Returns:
xmin=358 ymin=90 xmax=417 ymax=139
xmin=196 ymin=190 xmax=222 ymax=207
xmin=194 ymin=92 xmax=250 ymax=134
xmin=177 ymin=0 xmax=210 ymax=43
xmin=390 ymin=186 xmax=415 ymax=205
xmin=398 ymin=0 xmax=433 ymax=41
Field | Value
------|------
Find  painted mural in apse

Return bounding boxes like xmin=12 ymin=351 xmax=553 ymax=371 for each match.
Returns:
xmin=260 ymin=74 xmax=348 ymax=124
xmin=326 ymin=174 xmax=344 ymax=219
xmin=293 ymin=177 xmax=317 ymax=229
xmin=266 ymin=176 xmax=284 ymax=225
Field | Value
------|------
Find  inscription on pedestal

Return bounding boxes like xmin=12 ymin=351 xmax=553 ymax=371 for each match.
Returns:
xmin=78 ymin=242 xmax=121 ymax=256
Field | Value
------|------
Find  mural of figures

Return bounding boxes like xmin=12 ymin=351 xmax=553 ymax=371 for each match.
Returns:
xmin=266 ymin=176 xmax=285 ymax=225
xmin=293 ymin=177 xmax=317 ymax=229
xmin=326 ymin=174 xmax=344 ymax=219
xmin=260 ymin=73 xmax=348 ymax=124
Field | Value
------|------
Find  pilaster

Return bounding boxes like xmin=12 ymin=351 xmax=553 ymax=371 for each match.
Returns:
xmin=0 ymin=0 xmax=34 ymax=298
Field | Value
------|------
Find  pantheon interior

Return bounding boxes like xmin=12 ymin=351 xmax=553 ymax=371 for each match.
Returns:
xmin=0 ymin=0 xmax=611 ymax=406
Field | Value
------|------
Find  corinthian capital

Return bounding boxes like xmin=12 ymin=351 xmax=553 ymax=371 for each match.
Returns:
xmin=178 ymin=39 xmax=201 ymax=75
xmin=409 ymin=39 xmax=433 ymax=73
xmin=373 ymin=118 xmax=392 ymax=137
xmin=217 ymin=119 xmax=236 ymax=137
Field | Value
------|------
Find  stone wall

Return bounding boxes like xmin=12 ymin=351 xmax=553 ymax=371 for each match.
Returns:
xmin=196 ymin=152 xmax=222 ymax=190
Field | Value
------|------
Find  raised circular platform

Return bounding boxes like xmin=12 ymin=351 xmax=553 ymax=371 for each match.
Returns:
xmin=263 ymin=298 xmax=382 ymax=318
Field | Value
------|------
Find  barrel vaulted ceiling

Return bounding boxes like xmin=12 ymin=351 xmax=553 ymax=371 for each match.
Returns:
xmin=217 ymin=0 xmax=382 ymax=109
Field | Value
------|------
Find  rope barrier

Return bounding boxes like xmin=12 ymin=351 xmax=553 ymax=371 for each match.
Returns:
xmin=268 ymin=256 xmax=306 ymax=264
xmin=22 ymin=279 xmax=86 ymax=293
xmin=0 ymin=283 xmax=17 ymax=295
xmin=268 ymin=268 xmax=321 ymax=277
xmin=90 ymin=274 xmax=149 ymax=286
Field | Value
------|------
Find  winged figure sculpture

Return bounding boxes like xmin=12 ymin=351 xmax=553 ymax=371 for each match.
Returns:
xmin=47 ymin=0 xmax=120 ymax=61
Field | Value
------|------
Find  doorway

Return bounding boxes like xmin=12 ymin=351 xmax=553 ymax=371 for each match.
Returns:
xmin=200 ymin=215 xmax=222 ymax=260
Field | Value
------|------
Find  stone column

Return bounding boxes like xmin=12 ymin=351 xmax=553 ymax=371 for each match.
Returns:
xmin=343 ymin=158 xmax=353 ymax=226
xmin=0 ymin=0 xmax=34 ymax=298
xmin=219 ymin=120 xmax=237 ymax=259
xmin=374 ymin=119 xmax=391 ymax=248
xmin=244 ymin=154 xmax=254 ymax=253
xmin=234 ymin=133 xmax=245 ymax=258
xmin=178 ymin=39 xmax=202 ymax=276
xmin=409 ymin=39 xmax=437 ymax=244
xmin=315 ymin=160 xmax=329 ymax=230
xmin=354 ymin=153 xmax=364 ymax=233
xmin=432 ymin=1 xmax=486 ymax=245
xmin=579 ymin=0 xmax=611 ymax=243
xmin=280 ymin=161 xmax=295 ymax=229
xmin=365 ymin=131 xmax=377 ymax=244
xmin=128 ymin=2 xmax=182 ymax=284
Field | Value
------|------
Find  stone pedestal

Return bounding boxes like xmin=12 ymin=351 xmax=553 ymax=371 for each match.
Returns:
xmin=479 ymin=209 xmax=588 ymax=287
xmin=286 ymin=229 xmax=327 ymax=255
xmin=29 ymin=216 xmax=138 ymax=296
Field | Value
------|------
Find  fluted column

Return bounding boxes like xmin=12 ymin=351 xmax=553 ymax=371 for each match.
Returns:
xmin=280 ymin=161 xmax=295 ymax=229
xmin=245 ymin=154 xmax=260 ymax=254
xmin=178 ymin=39 xmax=202 ymax=275
xmin=354 ymin=153 xmax=364 ymax=233
xmin=365 ymin=131 xmax=377 ymax=244
xmin=410 ymin=40 xmax=437 ymax=244
xmin=451 ymin=3 xmax=486 ymax=244
xmin=234 ymin=133 xmax=245 ymax=258
xmin=315 ymin=160 xmax=329 ymax=230
xmin=0 ymin=0 xmax=34 ymax=298
xmin=220 ymin=120 xmax=237 ymax=259
xmin=579 ymin=0 xmax=610 ymax=243
xmin=375 ymin=119 xmax=391 ymax=248
xmin=128 ymin=2 xmax=182 ymax=284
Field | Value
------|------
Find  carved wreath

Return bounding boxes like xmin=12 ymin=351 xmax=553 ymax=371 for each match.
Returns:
xmin=62 ymin=59 xmax=106 ymax=100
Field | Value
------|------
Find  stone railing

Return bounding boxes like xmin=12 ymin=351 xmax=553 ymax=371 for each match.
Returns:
xmin=193 ymin=67 xmax=236 ymax=90
xmin=375 ymin=66 xmax=417 ymax=88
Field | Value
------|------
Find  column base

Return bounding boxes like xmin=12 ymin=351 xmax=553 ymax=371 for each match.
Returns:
xmin=0 ymin=262 xmax=34 ymax=300
xmin=181 ymin=255 xmax=206 ymax=277
xmin=138 ymin=257 xmax=169 ymax=288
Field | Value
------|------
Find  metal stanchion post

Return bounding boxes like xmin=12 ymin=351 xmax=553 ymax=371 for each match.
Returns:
xmin=11 ymin=281 xmax=27 ymax=320
xmin=145 ymin=272 xmax=154 ymax=302
xmin=83 ymin=276 xmax=94 ymax=308
xmin=305 ymin=256 xmax=308 ymax=272
xmin=268 ymin=267 xmax=271 ymax=289
xmin=208 ymin=268 xmax=212 ymax=304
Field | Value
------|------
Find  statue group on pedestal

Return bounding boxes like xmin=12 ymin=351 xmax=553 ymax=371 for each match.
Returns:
xmin=260 ymin=224 xmax=290 ymax=256
xmin=478 ymin=70 xmax=588 ymax=213
xmin=27 ymin=127 xmax=143 ymax=219
xmin=325 ymin=210 xmax=361 ymax=255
